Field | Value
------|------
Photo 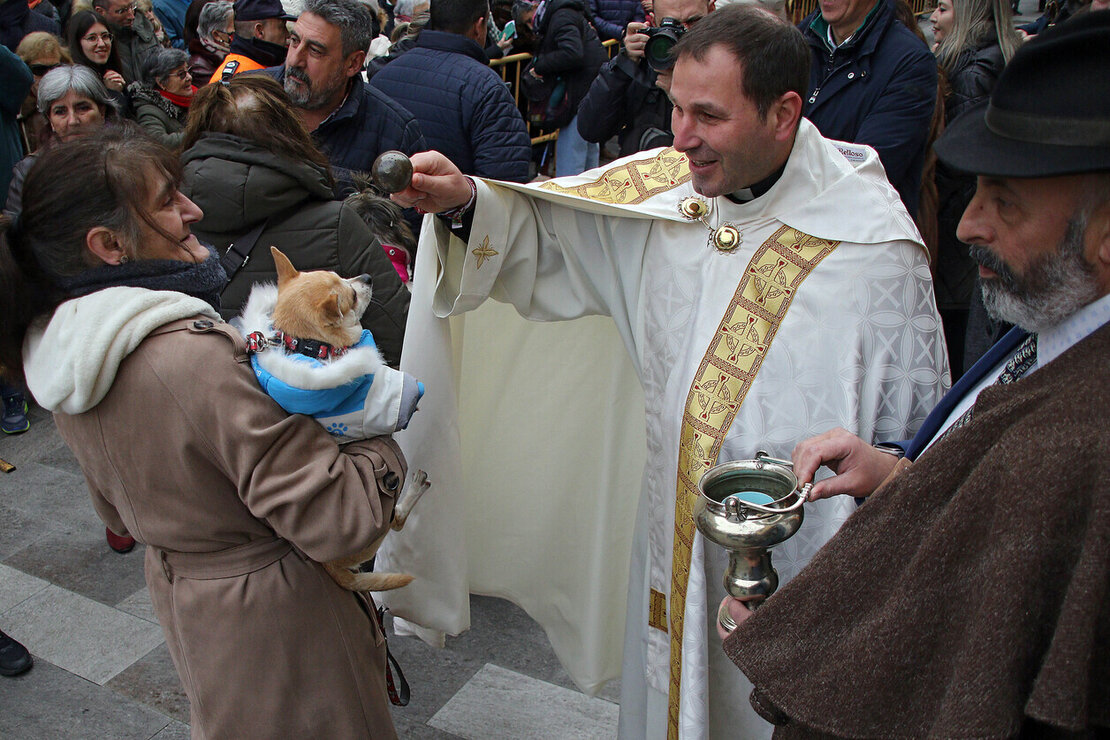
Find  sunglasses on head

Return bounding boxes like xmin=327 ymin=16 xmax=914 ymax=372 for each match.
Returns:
xmin=30 ymin=63 xmax=61 ymax=76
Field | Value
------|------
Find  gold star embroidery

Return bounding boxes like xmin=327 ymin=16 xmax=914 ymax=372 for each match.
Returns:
xmin=472 ymin=236 xmax=498 ymax=270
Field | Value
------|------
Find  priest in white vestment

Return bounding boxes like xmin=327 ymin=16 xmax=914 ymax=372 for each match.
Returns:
xmin=379 ymin=8 xmax=949 ymax=738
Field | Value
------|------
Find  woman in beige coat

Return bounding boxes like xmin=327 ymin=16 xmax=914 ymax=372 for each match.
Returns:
xmin=0 ymin=128 xmax=401 ymax=739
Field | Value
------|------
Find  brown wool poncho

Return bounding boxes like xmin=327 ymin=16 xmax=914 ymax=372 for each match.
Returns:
xmin=725 ymin=323 xmax=1110 ymax=739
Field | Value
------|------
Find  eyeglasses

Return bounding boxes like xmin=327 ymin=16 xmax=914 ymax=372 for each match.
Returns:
xmin=170 ymin=67 xmax=193 ymax=81
xmin=29 ymin=63 xmax=61 ymax=76
xmin=82 ymin=31 xmax=113 ymax=44
xmin=107 ymin=2 xmax=137 ymax=16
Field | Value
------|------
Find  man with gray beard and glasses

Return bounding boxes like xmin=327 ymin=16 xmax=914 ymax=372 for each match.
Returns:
xmin=717 ymin=12 xmax=1110 ymax=737
xmin=261 ymin=0 xmax=425 ymax=197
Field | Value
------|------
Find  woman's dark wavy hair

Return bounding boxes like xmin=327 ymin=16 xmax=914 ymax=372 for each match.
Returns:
xmin=0 ymin=126 xmax=183 ymax=377
xmin=181 ymin=74 xmax=334 ymax=179
xmin=66 ymin=10 xmax=124 ymax=75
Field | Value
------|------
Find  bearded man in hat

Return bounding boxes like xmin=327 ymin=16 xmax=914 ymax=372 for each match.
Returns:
xmin=718 ymin=12 xmax=1110 ymax=737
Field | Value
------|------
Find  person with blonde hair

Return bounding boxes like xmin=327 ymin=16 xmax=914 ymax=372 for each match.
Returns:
xmin=930 ymin=0 xmax=1020 ymax=373
xmin=931 ymin=0 xmax=1019 ymax=115
xmin=14 ymin=30 xmax=72 ymax=150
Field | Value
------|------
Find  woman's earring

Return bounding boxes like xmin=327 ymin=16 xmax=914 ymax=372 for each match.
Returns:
xmin=119 ymin=255 xmax=129 ymax=264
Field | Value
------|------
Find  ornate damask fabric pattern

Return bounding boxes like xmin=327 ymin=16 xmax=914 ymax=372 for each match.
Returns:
xmin=634 ymin=229 xmax=946 ymax=738
xmin=664 ymin=228 xmax=839 ymax=738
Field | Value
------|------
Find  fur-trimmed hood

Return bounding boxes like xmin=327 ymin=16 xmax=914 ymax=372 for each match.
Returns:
xmin=128 ymin=82 xmax=190 ymax=122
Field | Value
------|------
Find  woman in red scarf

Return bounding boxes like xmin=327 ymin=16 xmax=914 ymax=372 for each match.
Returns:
xmin=129 ymin=46 xmax=195 ymax=149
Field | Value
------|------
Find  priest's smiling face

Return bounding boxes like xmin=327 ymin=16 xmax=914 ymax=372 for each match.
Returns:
xmin=669 ymin=45 xmax=794 ymax=199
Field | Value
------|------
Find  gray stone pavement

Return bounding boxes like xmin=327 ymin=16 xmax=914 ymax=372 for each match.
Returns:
xmin=0 ymin=402 xmax=619 ymax=739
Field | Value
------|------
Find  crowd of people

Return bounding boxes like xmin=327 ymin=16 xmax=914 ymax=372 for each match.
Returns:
xmin=0 ymin=0 xmax=1107 ymax=736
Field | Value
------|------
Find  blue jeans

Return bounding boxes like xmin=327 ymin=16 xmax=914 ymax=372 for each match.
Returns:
xmin=555 ymin=114 xmax=599 ymax=178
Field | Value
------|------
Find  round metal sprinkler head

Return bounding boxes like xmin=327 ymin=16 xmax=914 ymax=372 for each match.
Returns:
xmin=371 ymin=150 xmax=414 ymax=194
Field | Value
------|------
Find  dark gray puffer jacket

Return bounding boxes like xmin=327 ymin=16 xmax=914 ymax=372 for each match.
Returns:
xmin=181 ymin=133 xmax=410 ymax=367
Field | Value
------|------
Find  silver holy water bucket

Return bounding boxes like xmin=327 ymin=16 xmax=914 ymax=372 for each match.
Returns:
xmin=695 ymin=452 xmax=810 ymax=632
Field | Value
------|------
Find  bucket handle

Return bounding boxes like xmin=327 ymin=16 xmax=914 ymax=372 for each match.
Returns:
xmin=722 ymin=450 xmax=811 ymax=518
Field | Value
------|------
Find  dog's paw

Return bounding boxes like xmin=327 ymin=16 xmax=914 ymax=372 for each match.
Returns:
xmin=392 ymin=469 xmax=431 ymax=529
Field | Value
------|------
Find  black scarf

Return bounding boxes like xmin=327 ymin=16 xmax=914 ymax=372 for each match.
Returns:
xmin=229 ymin=34 xmax=288 ymax=68
xmin=54 ymin=244 xmax=228 ymax=313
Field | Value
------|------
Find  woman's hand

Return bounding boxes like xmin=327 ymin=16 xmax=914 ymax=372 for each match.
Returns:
xmin=103 ymin=70 xmax=125 ymax=92
xmin=389 ymin=151 xmax=473 ymax=214
xmin=791 ymin=428 xmax=900 ymax=501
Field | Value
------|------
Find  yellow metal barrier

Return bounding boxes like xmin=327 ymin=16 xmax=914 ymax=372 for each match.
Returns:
xmin=490 ymin=38 xmax=620 ymax=146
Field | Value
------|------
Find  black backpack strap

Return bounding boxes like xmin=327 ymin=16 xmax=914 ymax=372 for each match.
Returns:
xmin=219 ymin=218 xmax=269 ymax=289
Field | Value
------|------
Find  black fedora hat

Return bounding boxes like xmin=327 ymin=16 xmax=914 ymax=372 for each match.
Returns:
xmin=934 ymin=11 xmax=1110 ymax=178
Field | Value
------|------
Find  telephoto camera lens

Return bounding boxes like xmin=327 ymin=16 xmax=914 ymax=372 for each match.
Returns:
xmin=644 ymin=17 xmax=686 ymax=72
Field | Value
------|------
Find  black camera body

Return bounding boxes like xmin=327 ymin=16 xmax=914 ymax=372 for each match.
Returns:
xmin=643 ymin=17 xmax=686 ymax=72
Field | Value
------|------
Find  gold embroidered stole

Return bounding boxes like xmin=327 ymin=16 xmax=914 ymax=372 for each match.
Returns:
xmin=539 ymin=148 xmax=691 ymax=204
xmin=658 ymin=226 xmax=840 ymax=739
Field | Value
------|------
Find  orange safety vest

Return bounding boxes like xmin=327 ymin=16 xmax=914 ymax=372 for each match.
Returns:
xmin=209 ymin=55 xmax=267 ymax=85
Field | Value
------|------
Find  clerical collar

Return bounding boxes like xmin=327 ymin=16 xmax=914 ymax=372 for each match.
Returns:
xmin=726 ymin=162 xmax=787 ymax=204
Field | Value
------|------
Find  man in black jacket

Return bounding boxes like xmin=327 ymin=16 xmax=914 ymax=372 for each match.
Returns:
xmin=266 ymin=0 xmax=426 ymax=198
xmin=369 ymin=0 xmax=531 ymax=182
xmin=576 ymin=0 xmax=712 ymax=158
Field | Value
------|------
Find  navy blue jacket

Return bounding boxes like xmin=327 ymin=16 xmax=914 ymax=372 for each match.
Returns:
xmin=903 ymin=327 xmax=1028 ymax=460
xmin=368 ymin=30 xmax=531 ymax=183
xmin=587 ymin=0 xmax=644 ymax=41
xmin=262 ymin=66 xmax=427 ymax=199
xmin=801 ymin=0 xmax=937 ymax=217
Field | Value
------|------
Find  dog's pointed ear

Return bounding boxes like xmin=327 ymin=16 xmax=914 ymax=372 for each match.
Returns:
xmin=272 ymin=247 xmax=299 ymax=285
xmin=317 ymin=292 xmax=342 ymax=324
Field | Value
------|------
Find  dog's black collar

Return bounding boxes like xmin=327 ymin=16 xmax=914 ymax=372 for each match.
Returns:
xmin=244 ymin=330 xmax=350 ymax=360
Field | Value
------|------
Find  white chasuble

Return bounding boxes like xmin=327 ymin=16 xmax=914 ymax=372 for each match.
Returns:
xmin=379 ymin=120 xmax=950 ymax=739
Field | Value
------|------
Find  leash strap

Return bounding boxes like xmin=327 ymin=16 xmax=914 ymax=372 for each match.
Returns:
xmin=376 ymin=606 xmax=411 ymax=706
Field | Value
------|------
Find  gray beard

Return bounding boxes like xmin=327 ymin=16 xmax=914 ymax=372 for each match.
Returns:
xmin=283 ymin=67 xmax=346 ymax=111
xmin=972 ymin=214 xmax=1101 ymax=333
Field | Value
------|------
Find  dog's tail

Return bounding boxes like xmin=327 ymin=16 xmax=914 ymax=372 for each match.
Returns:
xmin=325 ymin=563 xmax=415 ymax=592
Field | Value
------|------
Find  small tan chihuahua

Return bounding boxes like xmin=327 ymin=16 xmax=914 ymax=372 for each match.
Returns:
xmin=236 ymin=247 xmax=429 ymax=592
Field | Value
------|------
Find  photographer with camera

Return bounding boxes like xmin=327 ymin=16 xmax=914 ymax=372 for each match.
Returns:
xmin=576 ymin=0 xmax=713 ymax=158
